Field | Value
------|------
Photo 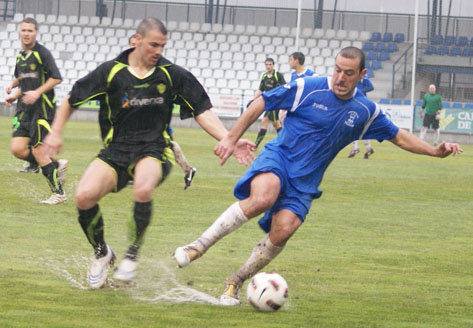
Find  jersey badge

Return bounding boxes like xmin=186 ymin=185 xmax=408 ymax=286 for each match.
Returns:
xmin=344 ymin=111 xmax=359 ymax=128
xmin=30 ymin=63 xmax=36 ymax=71
xmin=121 ymin=93 xmax=130 ymax=108
xmin=157 ymin=83 xmax=166 ymax=94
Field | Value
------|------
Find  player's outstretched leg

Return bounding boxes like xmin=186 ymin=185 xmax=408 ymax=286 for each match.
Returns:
xmin=40 ymin=161 xmax=67 ymax=204
xmin=348 ymin=141 xmax=359 ymax=158
xmin=78 ymin=204 xmax=115 ymax=289
xmin=174 ymin=202 xmax=248 ymax=268
xmin=363 ymin=140 xmax=374 ymax=159
xmin=219 ymin=234 xmax=284 ymax=306
xmin=113 ymin=201 xmax=152 ymax=282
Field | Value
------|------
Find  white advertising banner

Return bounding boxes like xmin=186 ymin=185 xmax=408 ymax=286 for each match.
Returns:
xmin=380 ymin=104 xmax=414 ymax=130
xmin=209 ymin=94 xmax=242 ymax=118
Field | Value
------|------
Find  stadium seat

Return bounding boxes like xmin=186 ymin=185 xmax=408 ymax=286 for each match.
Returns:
xmin=301 ymin=28 xmax=312 ymax=38
xmin=403 ymin=100 xmax=411 ymax=105
xmin=13 ymin=13 xmax=23 ymax=22
xmin=461 ymin=47 xmax=472 ymax=57
xmin=336 ymin=29 xmax=348 ymax=40
xmin=362 ymin=42 xmax=374 ymax=51
xmin=313 ymin=29 xmax=324 ymax=39
xmin=444 ymin=35 xmax=456 ymax=46
xmin=379 ymin=98 xmax=390 ymax=104
xmin=378 ymin=51 xmax=390 ymax=61
xmin=464 ymin=104 xmax=473 ymax=109
xmin=78 ymin=16 xmax=89 ymax=26
xmin=383 ymin=32 xmax=393 ymax=42
xmin=366 ymin=51 xmax=377 ymax=61
xmin=386 ymin=43 xmax=398 ymax=52
xmin=328 ymin=40 xmax=340 ymax=49
xmin=222 ymin=24 xmax=233 ymax=34
xmin=449 ymin=47 xmax=461 ymax=56
xmin=35 ymin=14 xmax=45 ymax=24
xmin=6 ymin=23 xmax=16 ymax=32
xmin=415 ymin=100 xmax=423 ymax=106
xmin=234 ymin=25 xmax=245 ymax=34
xmin=452 ymin=103 xmax=463 ymax=109
xmin=189 ymin=22 xmax=200 ymax=32
xmin=391 ymin=99 xmax=402 ymax=105
xmin=437 ymin=46 xmax=449 ymax=56
xmin=325 ymin=29 xmax=336 ymax=39
xmin=255 ymin=25 xmax=268 ymax=36
xmin=111 ymin=18 xmax=123 ymax=28
xmin=365 ymin=68 xmax=374 ymax=78
xmin=424 ymin=45 xmax=437 ymax=55
xmin=456 ymin=36 xmax=468 ymax=47
xmin=66 ymin=43 xmax=77 ymax=52
xmin=431 ymin=35 xmax=443 ymax=45
xmin=470 ymin=37 xmax=473 ymax=47
xmin=212 ymin=24 xmax=223 ymax=33
xmin=261 ymin=36 xmax=271 ymax=46
xmin=375 ymin=42 xmax=386 ymax=52
xmin=67 ymin=15 xmax=79 ymax=25
xmin=371 ymin=60 xmax=382 ymax=70
xmin=370 ymin=32 xmax=381 ymax=42
xmin=394 ymin=33 xmax=405 ymax=43
xmin=123 ymin=18 xmax=134 ymax=28
xmin=442 ymin=102 xmax=450 ymax=108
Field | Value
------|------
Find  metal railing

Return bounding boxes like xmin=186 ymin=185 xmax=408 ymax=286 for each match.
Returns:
xmin=391 ymin=43 xmax=413 ymax=98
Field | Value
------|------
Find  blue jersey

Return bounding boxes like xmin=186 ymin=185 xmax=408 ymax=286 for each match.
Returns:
xmin=357 ymin=78 xmax=374 ymax=96
xmin=290 ymin=68 xmax=316 ymax=81
xmin=261 ymin=76 xmax=399 ymax=197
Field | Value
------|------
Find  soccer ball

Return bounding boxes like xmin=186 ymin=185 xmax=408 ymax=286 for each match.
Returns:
xmin=246 ymin=272 xmax=288 ymax=312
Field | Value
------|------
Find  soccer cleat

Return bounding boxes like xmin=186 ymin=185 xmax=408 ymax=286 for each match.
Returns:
xmin=219 ymin=280 xmax=241 ymax=306
xmin=348 ymin=149 xmax=359 ymax=158
xmin=56 ymin=159 xmax=69 ymax=185
xmin=173 ymin=244 xmax=203 ymax=268
xmin=113 ymin=257 xmax=137 ymax=282
xmin=184 ymin=167 xmax=197 ymax=190
xmin=363 ymin=148 xmax=374 ymax=159
xmin=20 ymin=162 xmax=40 ymax=173
xmin=88 ymin=246 xmax=115 ymax=289
xmin=40 ymin=192 xmax=67 ymax=205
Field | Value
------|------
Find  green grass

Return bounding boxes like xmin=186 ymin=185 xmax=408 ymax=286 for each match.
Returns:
xmin=1 ymin=115 xmax=472 ymax=328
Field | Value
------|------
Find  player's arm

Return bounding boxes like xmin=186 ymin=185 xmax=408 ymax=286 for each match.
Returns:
xmin=390 ymin=128 xmax=462 ymax=158
xmin=5 ymin=87 xmax=21 ymax=106
xmin=22 ymin=77 xmax=62 ymax=105
xmin=6 ymin=78 xmax=19 ymax=94
xmin=214 ymin=96 xmax=265 ymax=165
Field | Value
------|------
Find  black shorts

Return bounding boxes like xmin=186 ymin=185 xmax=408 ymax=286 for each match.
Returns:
xmin=263 ymin=110 xmax=279 ymax=122
xmin=97 ymin=143 xmax=173 ymax=192
xmin=11 ymin=112 xmax=52 ymax=147
xmin=423 ymin=113 xmax=439 ymax=129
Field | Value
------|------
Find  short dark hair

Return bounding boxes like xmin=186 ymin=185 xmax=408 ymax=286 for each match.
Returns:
xmin=136 ymin=18 xmax=167 ymax=37
xmin=290 ymin=52 xmax=305 ymax=65
xmin=21 ymin=17 xmax=38 ymax=30
xmin=337 ymin=47 xmax=366 ymax=72
xmin=265 ymin=58 xmax=274 ymax=64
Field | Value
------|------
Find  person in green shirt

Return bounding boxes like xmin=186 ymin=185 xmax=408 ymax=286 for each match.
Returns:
xmin=419 ymin=84 xmax=442 ymax=145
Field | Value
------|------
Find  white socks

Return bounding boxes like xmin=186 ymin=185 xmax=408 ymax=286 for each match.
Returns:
xmin=194 ymin=202 xmax=248 ymax=253
xmin=229 ymin=234 xmax=284 ymax=285
xmin=434 ymin=129 xmax=440 ymax=144
xmin=420 ymin=127 xmax=427 ymax=140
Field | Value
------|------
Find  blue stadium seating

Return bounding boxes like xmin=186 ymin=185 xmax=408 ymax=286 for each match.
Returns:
xmin=362 ymin=42 xmax=374 ymax=51
xmin=386 ymin=42 xmax=398 ymax=53
xmin=444 ymin=35 xmax=456 ymax=46
xmin=424 ymin=45 xmax=437 ymax=55
xmin=370 ymin=32 xmax=381 ymax=42
xmin=431 ymin=35 xmax=443 ymax=45
xmin=403 ymin=100 xmax=411 ymax=105
xmin=391 ymin=99 xmax=402 ymax=105
xmin=464 ymin=104 xmax=473 ymax=109
xmin=461 ymin=47 xmax=472 ymax=57
xmin=456 ymin=36 xmax=468 ymax=47
xmin=371 ymin=60 xmax=382 ymax=70
xmin=375 ymin=42 xmax=385 ymax=52
xmin=378 ymin=51 xmax=390 ymax=61
xmin=366 ymin=51 xmax=377 ymax=61
xmin=452 ymin=103 xmax=463 ymax=109
xmin=379 ymin=98 xmax=390 ymax=104
xmin=442 ymin=102 xmax=450 ymax=108
xmin=449 ymin=46 xmax=461 ymax=56
xmin=437 ymin=46 xmax=449 ymax=56
xmin=383 ymin=32 xmax=393 ymax=42
xmin=394 ymin=33 xmax=405 ymax=43
xmin=416 ymin=100 xmax=423 ymax=106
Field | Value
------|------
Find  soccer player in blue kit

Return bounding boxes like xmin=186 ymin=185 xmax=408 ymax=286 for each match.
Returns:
xmin=174 ymin=47 xmax=462 ymax=305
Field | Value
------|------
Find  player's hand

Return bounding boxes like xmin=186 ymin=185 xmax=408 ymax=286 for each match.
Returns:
xmin=419 ymin=112 xmax=423 ymax=118
xmin=434 ymin=141 xmax=463 ymax=158
xmin=43 ymin=131 xmax=63 ymax=156
xmin=232 ymin=139 xmax=256 ymax=166
xmin=5 ymin=95 xmax=15 ymax=107
xmin=6 ymin=85 xmax=12 ymax=94
xmin=22 ymin=90 xmax=41 ymax=104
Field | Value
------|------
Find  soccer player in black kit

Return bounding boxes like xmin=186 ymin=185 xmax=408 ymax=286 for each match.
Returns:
xmin=44 ymin=18 xmax=255 ymax=289
xmin=253 ymin=58 xmax=286 ymax=149
xmin=5 ymin=17 xmax=68 ymax=205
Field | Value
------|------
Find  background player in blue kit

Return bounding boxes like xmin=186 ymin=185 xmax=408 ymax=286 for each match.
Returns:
xmin=348 ymin=77 xmax=375 ymax=158
xmin=174 ymin=47 xmax=462 ymax=306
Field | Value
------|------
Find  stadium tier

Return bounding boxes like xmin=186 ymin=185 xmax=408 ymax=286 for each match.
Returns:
xmin=1 ymin=13 xmax=408 ymax=101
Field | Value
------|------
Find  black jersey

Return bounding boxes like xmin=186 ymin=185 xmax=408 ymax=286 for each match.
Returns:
xmin=258 ymin=71 xmax=286 ymax=92
xmin=68 ymin=48 xmax=211 ymax=151
xmin=14 ymin=42 xmax=62 ymax=120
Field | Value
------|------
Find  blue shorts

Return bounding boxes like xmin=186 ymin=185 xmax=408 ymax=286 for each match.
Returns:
xmin=234 ymin=148 xmax=314 ymax=233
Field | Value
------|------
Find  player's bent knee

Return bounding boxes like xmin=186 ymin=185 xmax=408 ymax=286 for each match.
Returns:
xmin=75 ymin=189 xmax=100 ymax=209
xmin=132 ymin=184 xmax=154 ymax=202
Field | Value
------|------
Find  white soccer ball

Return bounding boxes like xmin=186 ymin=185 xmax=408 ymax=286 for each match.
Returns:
xmin=246 ymin=272 xmax=288 ymax=312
